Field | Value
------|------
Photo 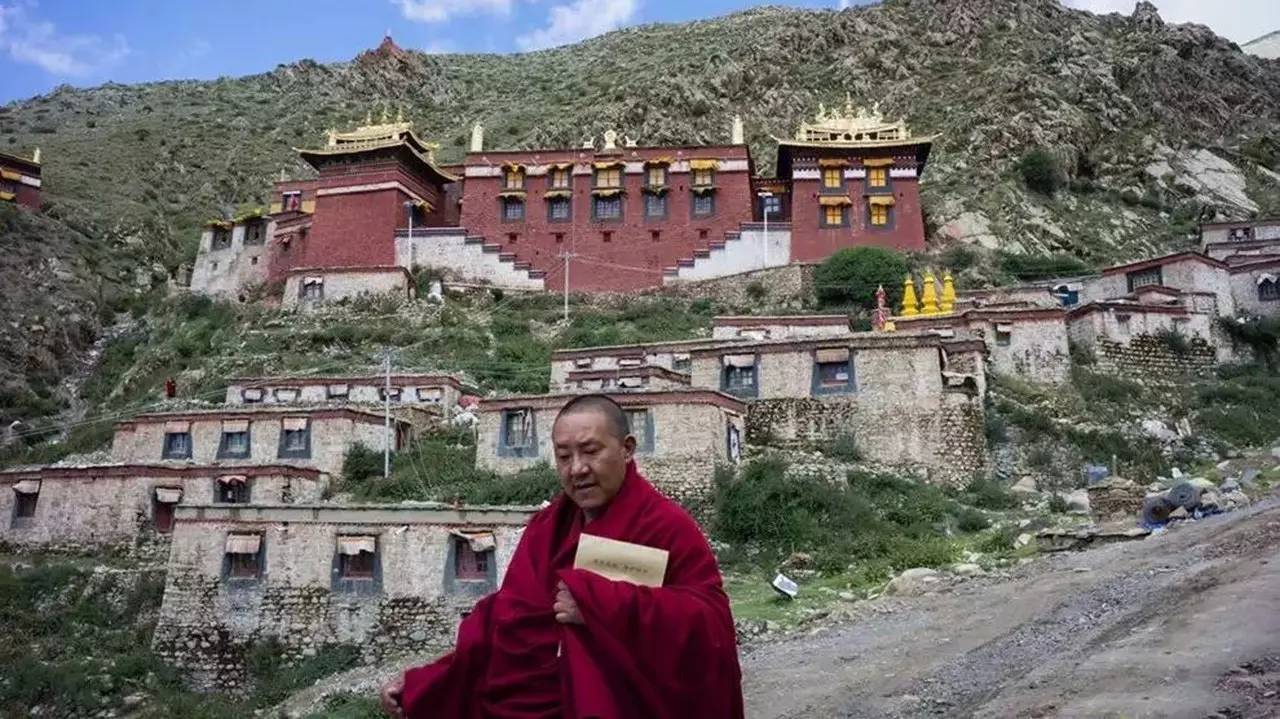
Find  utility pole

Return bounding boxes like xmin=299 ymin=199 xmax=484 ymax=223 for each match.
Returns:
xmin=561 ymin=251 xmax=574 ymax=322
xmin=383 ymin=351 xmax=392 ymax=479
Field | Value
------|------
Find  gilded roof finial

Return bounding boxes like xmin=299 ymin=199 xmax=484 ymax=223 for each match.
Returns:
xmin=920 ymin=270 xmax=940 ymax=316
xmin=380 ymin=105 xmax=390 ymax=123
xmin=844 ymin=92 xmax=855 ymax=117
xmin=32 ymin=147 xmax=41 ymax=164
xmin=816 ymin=102 xmax=827 ymax=121
xmin=901 ymin=275 xmax=920 ymax=317
xmin=940 ymin=272 xmax=957 ymax=314
xmin=364 ymin=110 xmax=373 ymax=125
xmin=326 ymin=129 xmax=337 ymax=146
xmin=602 ymin=129 xmax=618 ymax=151
xmin=395 ymin=107 xmax=404 ymax=123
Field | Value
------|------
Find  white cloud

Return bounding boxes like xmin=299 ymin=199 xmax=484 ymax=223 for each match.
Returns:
xmin=0 ymin=2 xmax=129 ymax=77
xmin=838 ymin=0 xmax=855 ymax=9
xmin=516 ymin=0 xmax=638 ymax=51
xmin=1061 ymin=0 xmax=1276 ymax=44
xmin=394 ymin=0 xmax=517 ymax=24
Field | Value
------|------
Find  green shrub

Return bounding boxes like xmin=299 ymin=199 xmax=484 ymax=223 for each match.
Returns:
xmin=341 ymin=443 xmax=383 ymax=484
xmin=1153 ymin=326 xmax=1192 ymax=356
xmin=955 ymin=508 xmax=990 ymax=532
xmin=956 ymin=476 xmax=1020 ymax=510
xmin=1071 ymin=366 xmax=1143 ymax=405
xmin=745 ymin=280 xmax=767 ymax=301
xmin=827 ymin=433 xmax=862 ymax=462
xmin=813 ymin=246 xmax=909 ymax=310
xmin=1018 ymin=148 xmax=1065 ymax=195
xmin=1068 ymin=340 xmax=1096 ymax=366
xmin=1217 ymin=316 xmax=1280 ymax=368
xmin=1048 ymin=494 xmax=1069 ymax=513
xmin=938 ymin=243 xmax=978 ymax=272
xmin=975 ymin=526 xmax=1017 ymax=554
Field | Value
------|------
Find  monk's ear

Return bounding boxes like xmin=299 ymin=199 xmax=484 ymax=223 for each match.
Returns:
xmin=622 ymin=433 xmax=637 ymax=460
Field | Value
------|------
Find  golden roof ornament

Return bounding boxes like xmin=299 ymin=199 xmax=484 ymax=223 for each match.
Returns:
xmin=790 ymin=97 xmax=916 ymax=145
xmin=602 ymin=130 xmax=618 ymax=151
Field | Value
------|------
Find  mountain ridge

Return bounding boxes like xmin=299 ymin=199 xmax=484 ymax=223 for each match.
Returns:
xmin=0 ymin=0 xmax=1279 ymax=424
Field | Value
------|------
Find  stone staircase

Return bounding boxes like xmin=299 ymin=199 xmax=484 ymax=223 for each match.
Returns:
xmin=395 ymin=228 xmax=546 ymax=289
xmin=662 ymin=223 xmax=792 ymax=284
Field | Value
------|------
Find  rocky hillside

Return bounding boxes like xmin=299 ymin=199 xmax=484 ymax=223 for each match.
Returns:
xmin=1244 ymin=30 xmax=1280 ymax=59
xmin=1 ymin=0 xmax=1279 ymax=423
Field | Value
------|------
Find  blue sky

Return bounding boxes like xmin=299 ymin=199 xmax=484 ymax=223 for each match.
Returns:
xmin=0 ymin=0 xmax=1270 ymax=105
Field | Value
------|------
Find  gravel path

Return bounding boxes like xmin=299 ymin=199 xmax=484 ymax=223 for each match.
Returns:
xmin=742 ymin=495 xmax=1280 ymax=719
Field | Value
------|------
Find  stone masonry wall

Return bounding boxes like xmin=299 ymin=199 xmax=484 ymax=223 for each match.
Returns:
xmin=282 ymin=269 xmax=410 ymax=310
xmin=153 ymin=512 xmax=526 ymax=692
xmin=662 ymin=263 xmax=815 ymax=310
xmin=1094 ymin=334 xmax=1216 ymax=385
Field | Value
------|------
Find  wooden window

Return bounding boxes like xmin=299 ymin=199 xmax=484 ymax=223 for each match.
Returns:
xmin=550 ymin=168 xmax=571 ymax=189
xmin=867 ymin=168 xmax=888 ymax=188
xmin=503 ymin=410 xmax=532 ymax=449
xmin=646 ymin=166 xmax=666 ymax=187
xmin=379 ymin=387 xmax=402 ymax=402
xmin=870 ymin=203 xmax=890 ymax=226
xmin=595 ymin=167 xmax=621 ymax=188
xmin=1126 ymin=267 xmax=1163 ymax=292
xmin=723 ymin=365 xmax=756 ymax=391
xmin=282 ymin=192 xmax=301 ymax=211
xmin=454 ymin=539 xmax=490 ymax=580
xmin=593 ymin=196 xmax=622 ymax=220
xmin=503 ymin=169 xmax=524 ymax=190
xmin=301 ymin=279 xmax=324 ymax=300
xmin=216 ymin=478 xmax=250 ymax=504
xmin=279 ymin=418 xmax=311 ymax=458
xmin=548 ymin=197 xmax=571 ymax=222
xmin=163 ymin=432 xmax=192 ymax=459
xmin=623 ymin=408 xmax=655 ymax=453
xmin=760 ymin=194 xmax=781 ymax=218
xmin=218 ymin=431 xmax=250 ymax=459
xmin=645 ymin=193 xmax=666 ymax=218
xmin=996 ymin=329 xmax=1012 ymax=346
xmin=822 ymin=168 xmax=843 ymax=190
xmin=228 ymin=553 xmax=258 ymax=578
xmin=211 ymin=228 xmax=231 ymax=250
xmin=816 ymin=361 xmax=849 ymax=387
xmin=692 ymin=193 xmax=714 ymax=217
xmin=501 ymin=197 xmax=524 ymax=222
xmin=1260 ymin=279 xmax=1279 ymax=302
xmin=822 ymin=205 xmax=845 ymax=227
xmin=153 ymin=501 xmax=175 ymax=533
xmin=244 ymin=221 xmax=266 ymax=246
xmin=692 ymin=168 xmax=714 ymax=187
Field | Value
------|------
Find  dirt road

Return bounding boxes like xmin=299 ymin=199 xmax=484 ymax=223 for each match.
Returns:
xmin=742 ymin=496 xmax=1280 ymax=719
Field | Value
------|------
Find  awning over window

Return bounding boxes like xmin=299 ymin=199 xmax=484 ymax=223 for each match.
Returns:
xmin=222 ymin=420 xmax=250 ymax=433
xmin=164 ymin=421 xmax=191 ymax=433
xmin=818 ymin=196 xmax=853 ymax=206
xmin=327 ymin=384 xmax=349 ymax=395
xmin=723 ymin=354 xmax=756 ymax=368
xmin=617 ymin=357 xmax=644 ymax=367
xmin=497 ymin=190 xmax=527 ymax=199
xmin=0 ymin=169 xmax=20 ymax=181
xmin=417 ymin=387 xmax=443 ymax=400
xmin=543 ymin=189 xmax=572 ymax=199
xmin=817 ymin=158 xmax=848 ymax=167
xmin=11 ymin=479 xmax=40 ymax=494
xmin=500 ymin=162 xmax=526 ymax=172
xmin=303 ymin=276 xmax=324 ymax=285
xmin=673 ymin=353 xmax=691 ymax=363
xmin=1257 ymin=273 xmax=1277 ymax=285
xmin=336 ymin=535 xmax=376 ymax=555
xmin=862 ymin=158 xmax=896 ymax=167
xmin=643 ymin=157 xmax=673 ymax=166
xmin=550 ymin=162 xmax=574 ymax=170
xmin=225 ymin=533 xmax=261 ymax=554
xmin=590 ymin=188 xmax=624 ymax=197
xmin=451 ymin=530 xmax=496 ymax=553
xmin=815 ymin=348 xmax=850 ymax=363
xmin=868 ymin=195 xmax=896 ymax=206
xmin=688 ymin=159 xmax=720 ymax=170
xmin=573 ymin=358 xmax=593 ymax=368
xmin=154 ymin=487 xmax=183 ymax=504
xmin=592 ymin=160 xmax=624 ymax=169
xmin=282 ymin=417 xmax=308 ymax=432
xmin=617 ymin=376 xmax=644 ymax=388
xmin=996 ymin=323 xmax=1014 ymax=333
xmin=242 ymin=388 xmax=264 ymax=400
xmin=217 ymin=475 xmax=247 ymax=485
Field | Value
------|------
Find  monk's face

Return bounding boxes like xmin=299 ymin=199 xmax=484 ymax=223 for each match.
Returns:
xmin=552 ymin=409 xmax=636 ymax=514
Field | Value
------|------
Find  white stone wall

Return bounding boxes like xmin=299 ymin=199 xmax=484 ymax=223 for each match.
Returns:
xmin=0 ymin=471 xmax=323 ymax=552
xmin=664 ymin=226 xmax=791 ymax=283
xmin=282 ymin=270 xmax=410 ymax=310
xmin=688 ymin=343 xmax=942 ymax=401
xmin=111 ymin=415 xmax=396 ymax=476
xmin=153 ymin=505 xmax=531 ymax=690
xmin=1067 ymin=308 xmax=1215 ymax=351
xmin=1081 ymin=259 xmax=1234 ymax=315
xmin=974 ymin=317 xmax=1071 ymax=383
xmin=189 ymin=222 xmax=274 ymax=298
xmin=548 ymin=340 xmax=733 ymax=388
xmin=395 ymin=230 xmax=543 ymax=289
xmin=1230 ymin=267 xmax=1280 ymax=316
xmin=557 ymin=372 xmax=690 ymax=393
xmin=710 ymin=320 xmax=850 ymax=341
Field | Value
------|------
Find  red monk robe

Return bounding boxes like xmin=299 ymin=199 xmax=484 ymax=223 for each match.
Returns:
xmin=399 ymin=462 xmax=744 ymax=718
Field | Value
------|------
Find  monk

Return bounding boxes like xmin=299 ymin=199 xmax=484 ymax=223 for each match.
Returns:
xmin=380 ymin=394 xmax=744 ymax=718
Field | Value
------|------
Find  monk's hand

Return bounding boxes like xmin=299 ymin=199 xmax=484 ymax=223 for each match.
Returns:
xmin=553 ymin=580 xmax=584 ymax=625
xmin=379 ymin=671 xmax=405 ymax=717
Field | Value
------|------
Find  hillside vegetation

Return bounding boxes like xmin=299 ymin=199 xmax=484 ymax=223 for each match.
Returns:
xmin=2 ymin=0 xmax=1280 ymax=423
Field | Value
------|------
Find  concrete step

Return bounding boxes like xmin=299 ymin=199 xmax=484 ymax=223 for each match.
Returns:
xmin=693 ymin=249 xmax=711 ymax=259
xmin=464 ymin=236 xmax=486 ymax=245
xmin=498 ymin=252 xmax=517 ymax=262
xmin=482 ymin=244 xmax=501 ymax=253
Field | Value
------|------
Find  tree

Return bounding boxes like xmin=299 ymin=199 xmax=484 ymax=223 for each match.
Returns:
xmin=814 ymin=246 xmax=909 ymax=310
xmin=1018 ymin=148 xmax=1065 ymax=195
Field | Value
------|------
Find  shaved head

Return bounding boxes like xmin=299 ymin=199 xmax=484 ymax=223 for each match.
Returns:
xmin=555 ymin=394 xmax=629 ymax=439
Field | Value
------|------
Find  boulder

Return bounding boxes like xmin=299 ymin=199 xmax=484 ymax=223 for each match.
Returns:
xmin=887 ymin=567 xmax=941 ymax=597
xmin=1219 ymin=478 xmax=1240 ymax=493
xmin=1188 ymin=477 xmax=1216 ymax=491
xmin=1015 ymin=532 xmax=1034 ymax=548
xmin=951 ymin=563 xmax=984 ymax=576
xmin=1063 ymin=489 xmax=1091 ymax=514
xmin=1198 ymin=489 xmax=1222 ymax=512
xmin=1222 ymin=490 xmax=1251 ymax=510
xmin=1168 ymin=506 xmax=1189 ymax=520
xmin=1011 ymin=476 xmax=1039 ymax=495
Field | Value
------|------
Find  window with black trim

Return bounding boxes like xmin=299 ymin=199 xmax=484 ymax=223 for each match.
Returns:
xmin=692 ymin=193 xmax=714 ymax=217
xmin=644 ymin=193 xmax=666 ymax=219
xmin=1260 ymin=278 xmax=1279 ymax=302
xmin=646 ymin=165 xmax=667 ymax=188
xmin=163 ymin=432 xmax=192 ymax=459
xmin=501 ymin=197 xmax=524 ymax=222
xmin=217 ymin=428 xmax=250 ymax=459
xmin=282 ymin=191 xmax=301 ymax=211
xmin=502 ymin=409 xmax=533 ymax=450
xmin=866 ymin=167 xmax=888 ymax=189
xmin=821 ymin=204 xmax=847 ymax=228
xmin=1126 ymin=267 xmax=1163 ymax=292
xmin=244 ymin=221 xmax=267 ymax=246
xmin=454 ymin=538 xmax=490 ymax=580
xmin=13 ymin=485 xmax=39 ymax=524
xmin=623 ymin=408 xmax=655 ymax=453
xmin=822 ymin=168 xmax=843 ymax=191
xmin=593 ymin=196 xmax=622 ymax=221
xmin=301 ymin=279 xmax=324 ymax=300
xmin=870 ymin=203 xmax=891 ymax=227
xmin=224 ymin=533 xmax=263 ymax=580
xmin=337 ymin=536 xmax=377 ymax=580
xmin=211 ymin=227 xmax=232 ymax=250
xmin=550 ymin=167 xmax=571 ymax=189
xmin=216 ymin=477 xmax=251 ymax=504
xmin=278 ymin=419 xmax=311 ymax=459
xmin=760 ymin=194 xmax=782 ymax=219
xmin=548 ymin=197 xmax=571 ymax=222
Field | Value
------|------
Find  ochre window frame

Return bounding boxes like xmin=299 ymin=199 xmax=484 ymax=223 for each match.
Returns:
xmin=595 ymin=167 xmax=622 ymax=189
xmin=867 ymin=167 xmax=888 ymax=188
xmin=823 ymin=204 xmax=844 ymax=227
xmin=870 ymin=203 xmax=890 ymax=226
xmin=822 ymin=168 xmax=843 ymax=190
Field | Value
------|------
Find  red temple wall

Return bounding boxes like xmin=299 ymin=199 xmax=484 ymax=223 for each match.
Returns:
xmin=789 ymin=178 xmax=925 ymax=263
xmin=303 ymin=189 xmax=403 ymax=267
xmin=15 ymin=184 xmax=41 ymax=209
xmin=459 ymin=149 xmax=754 ymax=291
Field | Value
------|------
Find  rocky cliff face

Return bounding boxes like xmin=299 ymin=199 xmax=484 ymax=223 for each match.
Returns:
xmin=0 ymin=0 xmax=1278 ymax=423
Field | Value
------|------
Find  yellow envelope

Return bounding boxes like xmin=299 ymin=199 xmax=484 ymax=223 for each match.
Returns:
xmin=573 ymin=534 xmax=669 ymax=587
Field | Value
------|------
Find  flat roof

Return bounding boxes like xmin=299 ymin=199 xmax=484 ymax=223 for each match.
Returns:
xmin=228 ymin=374 xmax=466 ymax=389
xmin=563 ymin=366 xmax=691 ymax=384
xmin=1067 ymin=301 xmax=1194 ymax=319
xmin=1100 ymin=251 xmax=1227 ymax=277
xmin=550 ymin=337 xmax=745 ymax=360
xmin=174 ymin=502 xmax=539 ymax=526
xmin=117 ymin=406 xmax=410 ymax=428
xmin=478 ymin=389 xmax=746 ymax=414
xmin=1199 ymin=217 xmax=1280 ymax=229
xmin=464 ymin=143 xmax=751 ymax=162
xmin=284 ymin=265 xmax=411 ymax=278
xmin=0 ymin=463 xmax=324 ymax=480
xmin=712 ymin=314 xmax=850 ymax=327
xmin=687 ymin=332 xmax=945 ymax=357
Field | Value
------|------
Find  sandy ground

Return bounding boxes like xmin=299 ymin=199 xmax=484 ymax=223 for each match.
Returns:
xmin=742 ymin=496 xmax=1280 ymax=719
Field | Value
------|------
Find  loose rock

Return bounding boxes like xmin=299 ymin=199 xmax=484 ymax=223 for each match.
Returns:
xmin=887 ymin=568 xmax=941 ymax=597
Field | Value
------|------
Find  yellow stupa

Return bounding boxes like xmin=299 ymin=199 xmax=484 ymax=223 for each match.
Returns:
xmin=940 ymin=272 xmax=957 ymax=314
xmin=920 ymin=270 xmax=939 ymax=316
xmin=901 ymin=275 xmax=920 ymax=317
